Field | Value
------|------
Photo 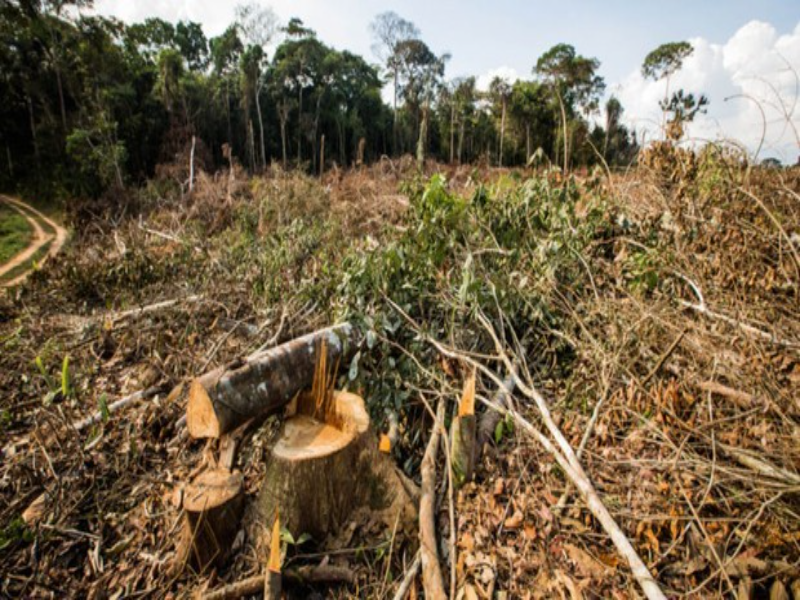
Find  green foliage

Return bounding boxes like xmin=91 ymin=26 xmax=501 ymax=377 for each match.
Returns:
xmin=535 ymin=43 xmax=605 ymax=113
xmin=65 ymin=106 xmax=127 ymax=194
xmin=0 ymin=204 xmax=33 ymax=265
xmin=0 ymin=4 xmax=638 ymax=196
xmin=97 ymin=393 xmax=110 ymax=423
xmin=0 ymin=518 xmax=34 ymax=552
xmin=642 ymin=41 xmax=694 ymax=81
xmin=331 ymin=172 xmax=605 ymax=418
xmin=61 ymin=355 xmax=72 ymax=398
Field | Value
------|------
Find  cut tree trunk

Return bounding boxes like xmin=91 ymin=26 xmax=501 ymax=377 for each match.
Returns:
xmin=177 ymin=468 xmax=244 ymax=574
xmin=450 ymin=414 xmax=476 ymax=487
xmin=451 ymin=371 xmax=477 ymax=488
xmin=187 ymin=324 xmax=356 ymax=439
xmin=255 ymin=390 xmax=416 ymax=542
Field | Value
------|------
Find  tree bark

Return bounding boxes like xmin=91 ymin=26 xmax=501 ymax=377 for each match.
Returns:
xmin=449 ymin=101 xmax=455 ymax=164
xmin=26 ymin=94 xmax=40 ymax=174
xmin=278 ymin=100 xmax=289 ymax=169
xmin=319 ymin=133 xmax=325 ymax=177
xmin=556 ymin=89 xmax=569 ymax=174
xmin=458 ymin=118 xmax=465 ymax=165
xmin=392 ymin=68 xmax=399 ymax=154
xmin=176 ymin=469 xmax=244 ymax=574
xmin=416 ymin=101 xmax=429 ymax=168
xmin=499 ymin=99 xmax=507 ymax=167
xmin=526 ymin=123 xmax=531 ymax=164
xmin=255 ymin=82 xmax=267 ymax=170
xmin=187 ymin=324 xmax=356 ymax=439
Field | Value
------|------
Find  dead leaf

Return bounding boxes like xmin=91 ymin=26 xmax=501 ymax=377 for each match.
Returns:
xmin=564 ymin=544 xmax=608 ymax=579
xmin=493 ymin=479 xmax=505 ymax=496
xmin=459 ymin=531 xmax=475 ymax=552
xmin=22 ymin=493 xmax=46 ymax=525
xmin=504 ymin=510 xmax=524 ymax=530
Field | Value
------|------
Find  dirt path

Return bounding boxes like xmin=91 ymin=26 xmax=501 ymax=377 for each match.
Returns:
xmin=0 ymin=195 xmax=69 ymax=287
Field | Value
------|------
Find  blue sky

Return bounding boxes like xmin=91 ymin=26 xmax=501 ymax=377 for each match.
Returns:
xmin=95 ymin=1 xmax=800 ymax=161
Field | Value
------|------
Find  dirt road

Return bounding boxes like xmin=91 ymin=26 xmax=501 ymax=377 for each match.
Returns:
xmin=0 ymin=195 xmax=68 ymax=287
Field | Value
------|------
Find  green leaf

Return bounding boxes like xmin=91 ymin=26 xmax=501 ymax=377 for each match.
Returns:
xmin=35 ymin=356 xmax=53 ymax=390
xmin=98 ymin=393 xmax=110 ymax=423
xmin=494 ymin=420 xmax=505 ymax=444
xmin=348 ymin=351 xmax=361 ymax=381
xmin=280 ymin=527 xmax=295 ymax=545
xmin=61 ymin=355 xmax=71 ymax=398
xmin=366 ymin=330 xmax=377 ymax=349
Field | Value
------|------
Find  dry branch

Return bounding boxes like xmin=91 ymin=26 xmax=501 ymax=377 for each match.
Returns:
xmin=187 ymin=323 xmax=356 ymax=438
xmin=419 ymin=398 xmax=447 ymax=600
xmin=201 ymin=565 xmax=356 ymax=600
xmin=386 ymin=298 xmax=667 ymax=600
xmin=391 ymin=551 xmax=422 ymax=600
xmin=73 ymin=384 xmax=167 ymax=433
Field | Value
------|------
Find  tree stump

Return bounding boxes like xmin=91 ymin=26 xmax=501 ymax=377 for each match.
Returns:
xmin=177 ymin=468 xmax=244 ymax=573
xmin=256 ymin=390 xmax=416 ymax=541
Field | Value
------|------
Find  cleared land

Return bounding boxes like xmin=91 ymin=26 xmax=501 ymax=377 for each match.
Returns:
xmin=0 ymin=195 xmax=68 ymax=287
xmin=0 ymin=157 xmax=798 ymax=599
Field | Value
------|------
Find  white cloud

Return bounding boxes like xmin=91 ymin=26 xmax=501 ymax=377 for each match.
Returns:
xmin=476 ymin=66 xmax=519 ymax=92
xmin=614 ymin=20 xmax=800 ymax=163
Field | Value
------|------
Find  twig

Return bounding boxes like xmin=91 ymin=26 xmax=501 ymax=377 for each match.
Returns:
xmin=385 ymin=298 xmax=667 ymax=600
xmin=72 ymin=385 xmax=166 ymax=433
xmin=201 ymin=565 xmax=355 ymax=600
xmin=641 ymin=329 xmax=686 ymax=386
xmin=391 ymin=551 xmax=421 ymax=600
xmin=554 ymin=383 xmax=610 ymax=512
xmin=107 ymin=295 xmax=203 ymax=325
xmin=673 ymin=272 xmax=799 ymax=349
xmin=440 ymin=417 xmax=457 ymax=600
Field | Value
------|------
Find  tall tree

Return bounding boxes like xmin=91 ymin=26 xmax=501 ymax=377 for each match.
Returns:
xmin=369 ymin=11 xmax=419 ymax=153
xmin=642 ymin=41 xmax=694 ymax=135
xmin=489 ymin=76 xmax=512 ymax=166
xmin=661 ymin=89 xmax=708 ymax=141
xmin=210 ymin=25 xmax=243 ymax=147
xmin=394 ymin=39 xmax=447 ymax=166
xmin=175 ymin=21 xmax=208 ymax=71
xmin=235 ymin=2 xmax=279 ymax=169
xmin=535 ymin=44 xmax=604 ymax=173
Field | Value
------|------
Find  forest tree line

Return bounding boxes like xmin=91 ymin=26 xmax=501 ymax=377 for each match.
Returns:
xmin=2 ymin=1 xmax=682 ymax=198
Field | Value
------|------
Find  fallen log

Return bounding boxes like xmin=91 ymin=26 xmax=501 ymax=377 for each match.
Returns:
xmin=187 ymin=323 xmax=356 ymax=438
xmin=176 ymin=468 xmax=244 ymax=573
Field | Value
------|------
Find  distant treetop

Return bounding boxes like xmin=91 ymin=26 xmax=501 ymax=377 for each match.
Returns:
xmin=642 ymin=41 xmax=694 ymax=81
